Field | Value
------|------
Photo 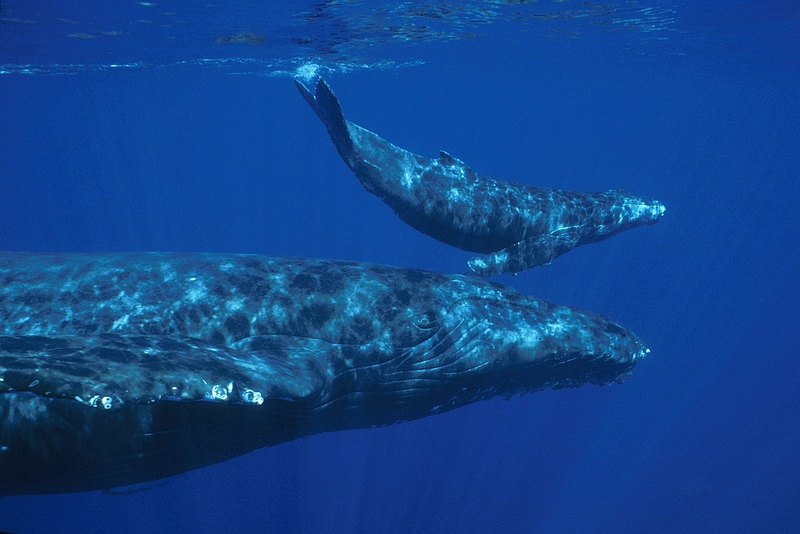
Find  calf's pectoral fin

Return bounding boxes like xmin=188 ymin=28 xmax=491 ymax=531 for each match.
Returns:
xmin=467 ymin=228 xmax=583 ymax=276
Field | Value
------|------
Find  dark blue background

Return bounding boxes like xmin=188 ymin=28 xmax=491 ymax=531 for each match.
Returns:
xmin=1 ymin=3 xmax=799 ymax=532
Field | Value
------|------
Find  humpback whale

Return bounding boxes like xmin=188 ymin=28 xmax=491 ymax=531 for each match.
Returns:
xmin=295 ymin=77 xmax=666 ymax=276
xmin=0 ymin=252 xmax=648 ymax=495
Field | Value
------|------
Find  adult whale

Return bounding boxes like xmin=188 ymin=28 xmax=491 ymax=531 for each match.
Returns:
xmin=0 ymin=252 xmax=647 ymax=495
xmin=296 ymin=77 xmax=666 ymax=276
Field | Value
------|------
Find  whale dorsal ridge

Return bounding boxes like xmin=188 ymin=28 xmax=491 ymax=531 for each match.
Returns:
xmin=439 ymin=150 xmax=466 ymax=167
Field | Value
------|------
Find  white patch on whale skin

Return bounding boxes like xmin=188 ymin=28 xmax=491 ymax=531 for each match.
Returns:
xmin=401 ymin=168 xmax=417 ymax=189
xmin=269 ymin=303 xmax=288 ymax=324
xmin=61 ymin=279 xmax=79 ymax=292
xmin=446 ymin=187 xmax=463 ymax=203
xmin=159 ymin=262 xmax=178 ymax=283
xmin=112 ymin=314 xmax=130 ymax=330
xmin=398 ymin=152 xmax=424 ymax=190
xmin=511 ymin=323 xmax=544 ymax=349
xmin=343 ymin=294 xmax=363 ymax=317
xmin=439 ymin=161 xmax=467 ymax=183
xmin=9 ymin=316 xmax=37 ymax=334
xmin=373 ymin=329 xmax=393 ymax=354
xmin=110 ymin=290 xmax=149 ymax=330
xmin=543 ymin=319 xmax=570 ymax=338
xmin=225 ymin=296 xmax=246 ymax=313
xmin=185 ymin=278 xmax=208 ymax=303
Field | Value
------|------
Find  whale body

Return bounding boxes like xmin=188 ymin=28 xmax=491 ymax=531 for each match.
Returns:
xmin=295 ymin=77 xmax=665 ymax=275
xmin=0 ymin=252 xmax=648 ymax=495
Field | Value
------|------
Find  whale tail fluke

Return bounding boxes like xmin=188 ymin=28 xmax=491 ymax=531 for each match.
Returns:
xmin=295 ymin=77 xmax=354 ymax=155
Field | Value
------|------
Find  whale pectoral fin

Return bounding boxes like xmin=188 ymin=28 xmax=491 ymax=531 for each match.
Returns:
xmin=0 ymin=334 xmax=331 ymax=407
xmin=295 ymin=76 xmax=354 ymax=155
xmin=230 ymin=335 xmax=334 ymax=401
xmin=467 ymin=229 xmax=582 ymax=276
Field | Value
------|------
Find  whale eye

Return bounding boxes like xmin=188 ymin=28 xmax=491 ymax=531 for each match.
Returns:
xmin=414 ymin=312 xmax=438 ymax=330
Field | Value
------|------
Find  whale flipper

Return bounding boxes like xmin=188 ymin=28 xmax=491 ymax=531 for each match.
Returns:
xmin=0 ymin=333 xmax=330 ymax=405
xmin=468 ymin=228 xmax=583 ymax=276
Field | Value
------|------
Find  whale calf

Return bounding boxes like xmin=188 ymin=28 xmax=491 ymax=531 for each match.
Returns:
xmin=296 ymin=77 xmax=666 ymax=275
xmin=0 ymin=252 xmax=647 ymax=495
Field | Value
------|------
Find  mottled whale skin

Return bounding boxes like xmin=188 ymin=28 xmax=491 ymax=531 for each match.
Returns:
xmin=295 ymin=77 xmax=666 ymax=275
xmin=0 ymin=252 xmax=648 ymax=495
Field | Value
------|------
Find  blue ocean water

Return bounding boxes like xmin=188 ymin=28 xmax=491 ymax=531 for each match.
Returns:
xmin=1 ymin=1 xmax=798 ymax=532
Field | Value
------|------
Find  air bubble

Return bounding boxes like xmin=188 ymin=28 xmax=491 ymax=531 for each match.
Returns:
xmin=211 ymin=384 xmax=228 ymax=400
xmin=295 ymin=62 xmax=320 ymax=85
xmin=85 ymin=395 xmax=115 ymax=409
xmin=243 ymin=389 xmax=264 ymax=405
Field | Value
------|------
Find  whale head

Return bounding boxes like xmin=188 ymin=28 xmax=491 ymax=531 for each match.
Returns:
xmin=588 ymin=189 xmax=666 ymax=241
xmin=318 ymin=271 xmax=649 ymax=424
